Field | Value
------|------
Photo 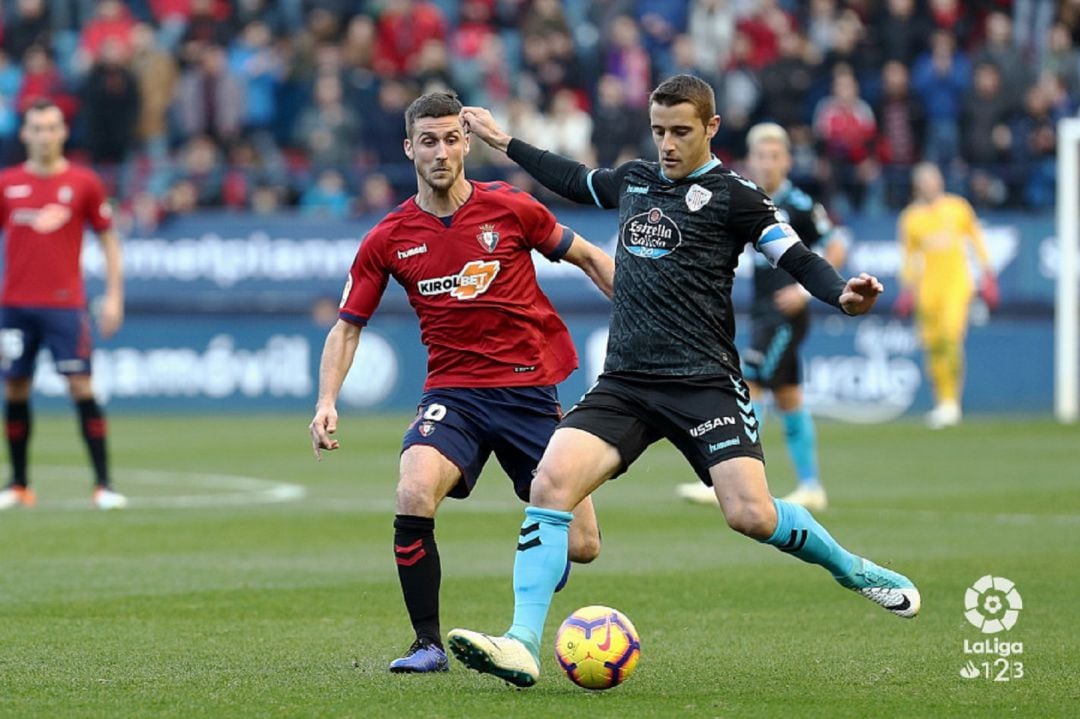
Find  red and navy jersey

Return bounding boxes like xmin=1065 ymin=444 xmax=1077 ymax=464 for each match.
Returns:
xmin=340 ymin=180 xmax=577 ymax=390
xmin=0 ymin=163 xmax=113 ymax=308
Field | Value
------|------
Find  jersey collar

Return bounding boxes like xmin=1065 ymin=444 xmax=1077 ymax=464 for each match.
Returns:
xmin=770 ymin=179 xmax=794 ymax=204
xmin=659 ymin=155 xmax=721 ymax=183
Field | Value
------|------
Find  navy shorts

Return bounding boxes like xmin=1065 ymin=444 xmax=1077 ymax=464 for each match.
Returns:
xmin=0 ymin=306 xmax=93 ymax=378
xmin=742 ymin=309 xmax=809 ymax=389
xmin=402 ymin=385 xmax=562 ymax=501
xmin=559 ymin=372 xmax=764 ymax=485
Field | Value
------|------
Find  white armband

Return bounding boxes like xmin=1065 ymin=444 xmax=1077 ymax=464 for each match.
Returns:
xmin=755 ymin=223 xmax=800 ymax=268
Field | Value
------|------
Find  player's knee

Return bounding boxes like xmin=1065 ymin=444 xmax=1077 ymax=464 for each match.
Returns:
xmin=395 ymin=477 xmax=438 ymax=516
xmin=722 ymin=500 xmax=774 ymax=540
xmin=528 ymin=468 xmax=572 ymax=510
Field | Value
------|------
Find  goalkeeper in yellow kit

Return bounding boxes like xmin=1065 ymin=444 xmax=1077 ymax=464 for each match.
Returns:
xmin=894 ymin=163 xmax=998 ymax=428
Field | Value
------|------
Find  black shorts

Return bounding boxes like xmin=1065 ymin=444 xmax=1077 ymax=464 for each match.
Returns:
xmin=559 ymin=372 xmax=764 ymax=485
xmin=742 ymin=309 xmax=809 ymax=389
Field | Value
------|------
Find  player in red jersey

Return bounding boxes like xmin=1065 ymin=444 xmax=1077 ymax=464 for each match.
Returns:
xmin=0 ymin=99 xmax=126 ymax=511
xmin=308 ymin=92 xmax=614 ymax=673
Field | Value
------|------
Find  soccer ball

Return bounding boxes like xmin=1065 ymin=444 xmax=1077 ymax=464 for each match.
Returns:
xmin=554 ymin=605 xmax=641 ymax=690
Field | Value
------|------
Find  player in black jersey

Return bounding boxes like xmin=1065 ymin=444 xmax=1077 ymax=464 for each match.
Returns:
xmin=448 ymin=76 xmax=919 ymax=688
xmin=677 ymin=123 xmax=846 ymax=513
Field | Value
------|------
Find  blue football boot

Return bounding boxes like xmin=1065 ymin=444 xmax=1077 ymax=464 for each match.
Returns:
xmin=388 ymin=638 xmax=449 ymax=673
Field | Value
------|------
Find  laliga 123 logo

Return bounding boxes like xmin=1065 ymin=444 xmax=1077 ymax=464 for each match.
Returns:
xmin=959 ymin=575 xmax=1025 ymax=682
xmin=965 ymin=575 xmax=1022 ymax=634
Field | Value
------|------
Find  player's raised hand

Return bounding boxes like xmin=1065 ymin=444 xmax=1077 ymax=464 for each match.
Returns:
xmin=839 ymin=272 xmax=884 ymax=316
xmin=459 ymin=106 xmax=511 ymax=153
xmin=309 ymin=405 xmax=340 ymax=460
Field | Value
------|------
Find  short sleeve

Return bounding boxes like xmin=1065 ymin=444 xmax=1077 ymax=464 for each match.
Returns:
xmin=585 ymin=161 xmax=636 ymax=209
xmin=512 ymin=190 xmax=558 ymax=252
xmin=84 ymin=172 xmax=113 ymax=232
xmin=338 ymin=230 xmax=390 ymax=326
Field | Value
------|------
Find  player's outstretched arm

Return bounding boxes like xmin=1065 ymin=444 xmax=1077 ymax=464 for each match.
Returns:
xmin=97 ymin=228 xmax=124 ymax=338
xmin=837 ymin=273 xmax=884 ymax=316
xmin=560 ymin=233 xmax=615 ymax=299
xmin=461 ymin=105 xmax=610 ymax=206
xmin=310 ymin=319 xmax=361 ymax=460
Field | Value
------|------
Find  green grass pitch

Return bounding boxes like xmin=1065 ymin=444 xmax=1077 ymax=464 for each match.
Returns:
xmin=0 ymin=414 xmax=1077 ymax=718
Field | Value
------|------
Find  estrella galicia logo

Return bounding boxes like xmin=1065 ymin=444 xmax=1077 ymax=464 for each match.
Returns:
xmin=621 ymin=207 xmax=682 ymax=259
xmin=964 ymin=575 xmax=1022 ymax=634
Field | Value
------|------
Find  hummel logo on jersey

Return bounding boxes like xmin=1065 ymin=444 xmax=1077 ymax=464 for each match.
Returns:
xmin=397 ymin=244 xmax=428 ymax=260
xmin=627 ymin=184 xmax=650 ymax=194
xmin=418 ymin=260 xmax=501 ymax=300
xmin=685 ymin=183 xmax=712 ymax=212
xmin=3 ymin=185 xmax=31 ymax=198
xmin=338 ymin=275 xmax=353 ymax=308
xmin=708 ymin=437 xmax=740 ymax=453
xmin=476 ymin=223 xmax=500 ymax=252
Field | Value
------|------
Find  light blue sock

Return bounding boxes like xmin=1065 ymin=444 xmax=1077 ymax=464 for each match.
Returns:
xmin=781 ymin=407 xmax=820 ymax=488
xmin=508 ymin=506 xmax=572 ymax=657
xmin=752 ymin=400 xmax=767 ymax=426
xmin=763 ymin=498 xmax=856 ymax=581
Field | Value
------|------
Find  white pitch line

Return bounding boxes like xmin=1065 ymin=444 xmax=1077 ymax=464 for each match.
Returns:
xmin=281 ymin=496 xmax=1080 ymax=525
xmin=25 ymin=466 xmax=306 ymax=511
xmin=822 ymin=506 xmax=1080 ymax=525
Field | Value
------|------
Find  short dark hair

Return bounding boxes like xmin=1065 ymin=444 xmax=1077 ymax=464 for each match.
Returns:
xmin=22 ymin=97 xmax=63 ymax=123
xmin=649 ymin=74 xmax=716 ymax=127
xmin=404 ymin=91 xmax=463 ymax=138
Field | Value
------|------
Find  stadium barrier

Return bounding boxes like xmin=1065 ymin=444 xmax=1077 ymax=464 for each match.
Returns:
xmin=18 ymin=210 xmax=1058 ymax=418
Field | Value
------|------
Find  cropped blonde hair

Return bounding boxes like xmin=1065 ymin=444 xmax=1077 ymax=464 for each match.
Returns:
xmin=746 ymin=122 xmax=790 ymax=150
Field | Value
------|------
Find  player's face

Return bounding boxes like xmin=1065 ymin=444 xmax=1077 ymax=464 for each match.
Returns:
xmin=914 ymin=166 xmax=945 ymax=202
xmin=747 ymin=138 xmax=791 ymax=193
xmin=20 ymin=107 xmax=68 ymax=163
xmin=405 ymin=116 xmax=470 ymax=193
xmin=649 ymin=102 xmax=719 ymax=180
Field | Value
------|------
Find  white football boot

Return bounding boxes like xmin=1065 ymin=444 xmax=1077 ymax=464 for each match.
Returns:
xmin=0 ymin=485 xmax=37 ymax=510
xmin=447 ymin=629 xmax=540 ymax=687
xmin=925 ymin=401 xmax=961 ymax=429
xmin=675 ymin=482 xmax=718 ymax=506
xmin=781 ymin=485 xmax=828 ymax=513
xmin=93 ymin=487 xmax=128 ymax=510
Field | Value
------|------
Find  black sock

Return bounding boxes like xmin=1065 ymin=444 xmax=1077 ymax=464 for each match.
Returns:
xmin=393 ymin=514 xmax=441 ymax=648
xmin=75 ymin=399 xmax=109 ymax=487
xmin=5 ymin=400 xmax=30 ymax=487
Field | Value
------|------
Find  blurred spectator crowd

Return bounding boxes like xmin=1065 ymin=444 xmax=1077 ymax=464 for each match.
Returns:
xmin=1 ymin=0 xmax=1078 ymax=229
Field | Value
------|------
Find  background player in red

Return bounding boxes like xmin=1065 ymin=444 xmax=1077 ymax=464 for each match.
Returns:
xmin=308 ymin=92 xmax=614 ymax=673
xmin=0 ymin=99 xmax=126 ymax=511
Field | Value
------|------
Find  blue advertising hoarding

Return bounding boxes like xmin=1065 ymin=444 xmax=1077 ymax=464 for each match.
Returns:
xmin=74 ymin=210 xmax=1063 ymax=315
xmin=25 ymin=312 xmax=1053 ymax=420
xmin=10 ymin=209 xmax=1061 ymax=418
